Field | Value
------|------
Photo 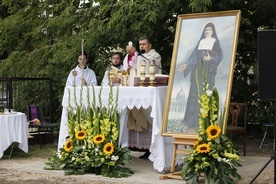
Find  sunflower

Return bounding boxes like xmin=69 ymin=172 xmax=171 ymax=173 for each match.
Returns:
xmin=75 ymin=130 xmax=86 ymax=140
xmin=196 ymin=143 xmax=211 ymax=153
xmin=206 ymin=124 xmax=221 ymax=139
xmin=64 ymin=139 xmax=73 ymax=152
xmin=93 ymin=134 xmax=105 ymax=144
xmin=103 ymin=142 xmax=115 ymax=155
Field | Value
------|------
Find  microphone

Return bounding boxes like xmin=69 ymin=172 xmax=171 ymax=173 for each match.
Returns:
xmin=138 ymin=49 xmax=146 ymax=55
xmin=137 ymin=50 xmax=168 ymax=75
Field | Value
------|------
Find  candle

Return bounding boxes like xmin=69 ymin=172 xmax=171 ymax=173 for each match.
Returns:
xmin=140 ymin=60 xmax=146 ymax=72
xmin=140 ymin=74 xmax=145 ymax=81
xmin=150 ymin=65 xmax=155 ymax=73
xmin=150 ymin=74 xmax=155 ymax=81
xmin=140 ymin=65 xmax=146 ymax=73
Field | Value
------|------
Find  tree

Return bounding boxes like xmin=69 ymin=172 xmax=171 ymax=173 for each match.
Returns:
xmin=0 ymin=0 xmax=275 ymax=123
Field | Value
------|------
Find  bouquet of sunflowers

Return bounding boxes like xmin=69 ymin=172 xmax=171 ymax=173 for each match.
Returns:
xmin=45 ymin=86 xmax=133 ymax=178
xmin=181 ymin=63 xmax=241 ymax=184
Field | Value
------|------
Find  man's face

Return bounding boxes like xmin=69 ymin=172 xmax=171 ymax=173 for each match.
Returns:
xmin=78 ymin=55 xmax=88 ymax=68
xmin=139 ymin=39 xmax=152 ymax=53
xmin=111 ymin=54 xmax=121 ymax=66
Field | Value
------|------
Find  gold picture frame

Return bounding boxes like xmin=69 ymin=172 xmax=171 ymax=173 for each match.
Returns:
xmin=162 ymin=10 xmax=241 ymax=137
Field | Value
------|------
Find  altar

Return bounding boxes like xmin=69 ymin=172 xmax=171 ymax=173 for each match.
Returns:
xmin=58 ymin=86 xmax=176 ymax=172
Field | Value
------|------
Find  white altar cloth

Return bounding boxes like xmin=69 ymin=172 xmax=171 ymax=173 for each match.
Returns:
xmin=0 ymin=113 xmax=29 ymax=158
xmin=58 ymin=86 xmax=175 ymax=172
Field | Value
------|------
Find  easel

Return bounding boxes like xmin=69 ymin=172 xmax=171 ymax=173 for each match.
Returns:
xmin=160 ymin=134 xmax=197 ymax=180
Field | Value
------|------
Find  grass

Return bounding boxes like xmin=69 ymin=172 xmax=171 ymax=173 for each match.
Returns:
xmin=2 ymin=142 xmax=58 ymax=160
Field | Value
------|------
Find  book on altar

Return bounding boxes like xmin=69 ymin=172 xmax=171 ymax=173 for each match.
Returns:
xmin=134 ymin=74 xmax=169 ymax=86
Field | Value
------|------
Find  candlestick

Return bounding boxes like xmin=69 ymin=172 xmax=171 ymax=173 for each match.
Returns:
xmin=139 ymin=60 xmax=146 ymax=86
xmin=149 ymin=65 xmax=155 ymax=73
xmin=149 ymin=60 xmax=155 ymax=73
xmin=149 ymin=60 xmax=155 ymax=86
xmin=140 ymin=64 xmax=146 ymax=73
xmin=150 ymin=74 xmax=155 ymax=81
xmin=140 ymin=74 xmax=145 ymax=81
xmin=121 ymin=70 xmax=128 ymax=86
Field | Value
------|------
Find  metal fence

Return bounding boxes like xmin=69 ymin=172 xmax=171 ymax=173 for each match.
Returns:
xmin=0 ymin=78 xmax=53 ymax=123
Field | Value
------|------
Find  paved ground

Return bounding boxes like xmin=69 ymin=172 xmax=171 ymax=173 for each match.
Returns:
xmin=0 ymin=151 xmax=274 ymax=184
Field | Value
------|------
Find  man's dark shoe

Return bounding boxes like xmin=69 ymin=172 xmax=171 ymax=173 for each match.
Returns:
xmin=139 ymin=150 xmax=150 ymax=159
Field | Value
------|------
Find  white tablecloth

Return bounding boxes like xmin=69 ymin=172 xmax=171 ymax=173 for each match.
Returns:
xmin=0 ymin=113 xmax=29 ymax=158
xmin=58 ymin=86 xmax=175 ymax=172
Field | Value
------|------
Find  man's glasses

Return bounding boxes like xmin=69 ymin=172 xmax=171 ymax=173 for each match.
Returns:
xmin=112 ymin=58 xmax=121 ymax=60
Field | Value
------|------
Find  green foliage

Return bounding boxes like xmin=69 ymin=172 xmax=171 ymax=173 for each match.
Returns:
xmin=189 ymin=0 xmax=212 ymax=12
xmin=182 ymin=63 xmax=241 ymax=183
xmin=0 ymin=0 xmax=275 ymax=124
xmin=45 ymin=85 xmax=134 ymax=178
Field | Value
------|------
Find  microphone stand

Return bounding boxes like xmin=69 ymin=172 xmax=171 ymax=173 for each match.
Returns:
xmin=138 ymin=53 xmax=168 ymax=75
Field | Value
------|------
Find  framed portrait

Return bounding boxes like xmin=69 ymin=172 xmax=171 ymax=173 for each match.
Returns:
xmin=162 ymin=10 xmax=241 ymax=137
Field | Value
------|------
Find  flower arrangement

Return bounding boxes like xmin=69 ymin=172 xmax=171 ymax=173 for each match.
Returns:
xmin=181 ymin=63 xmax=241 ymax=184
xmin=45 ymin=86 xmax=133 ymax=178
